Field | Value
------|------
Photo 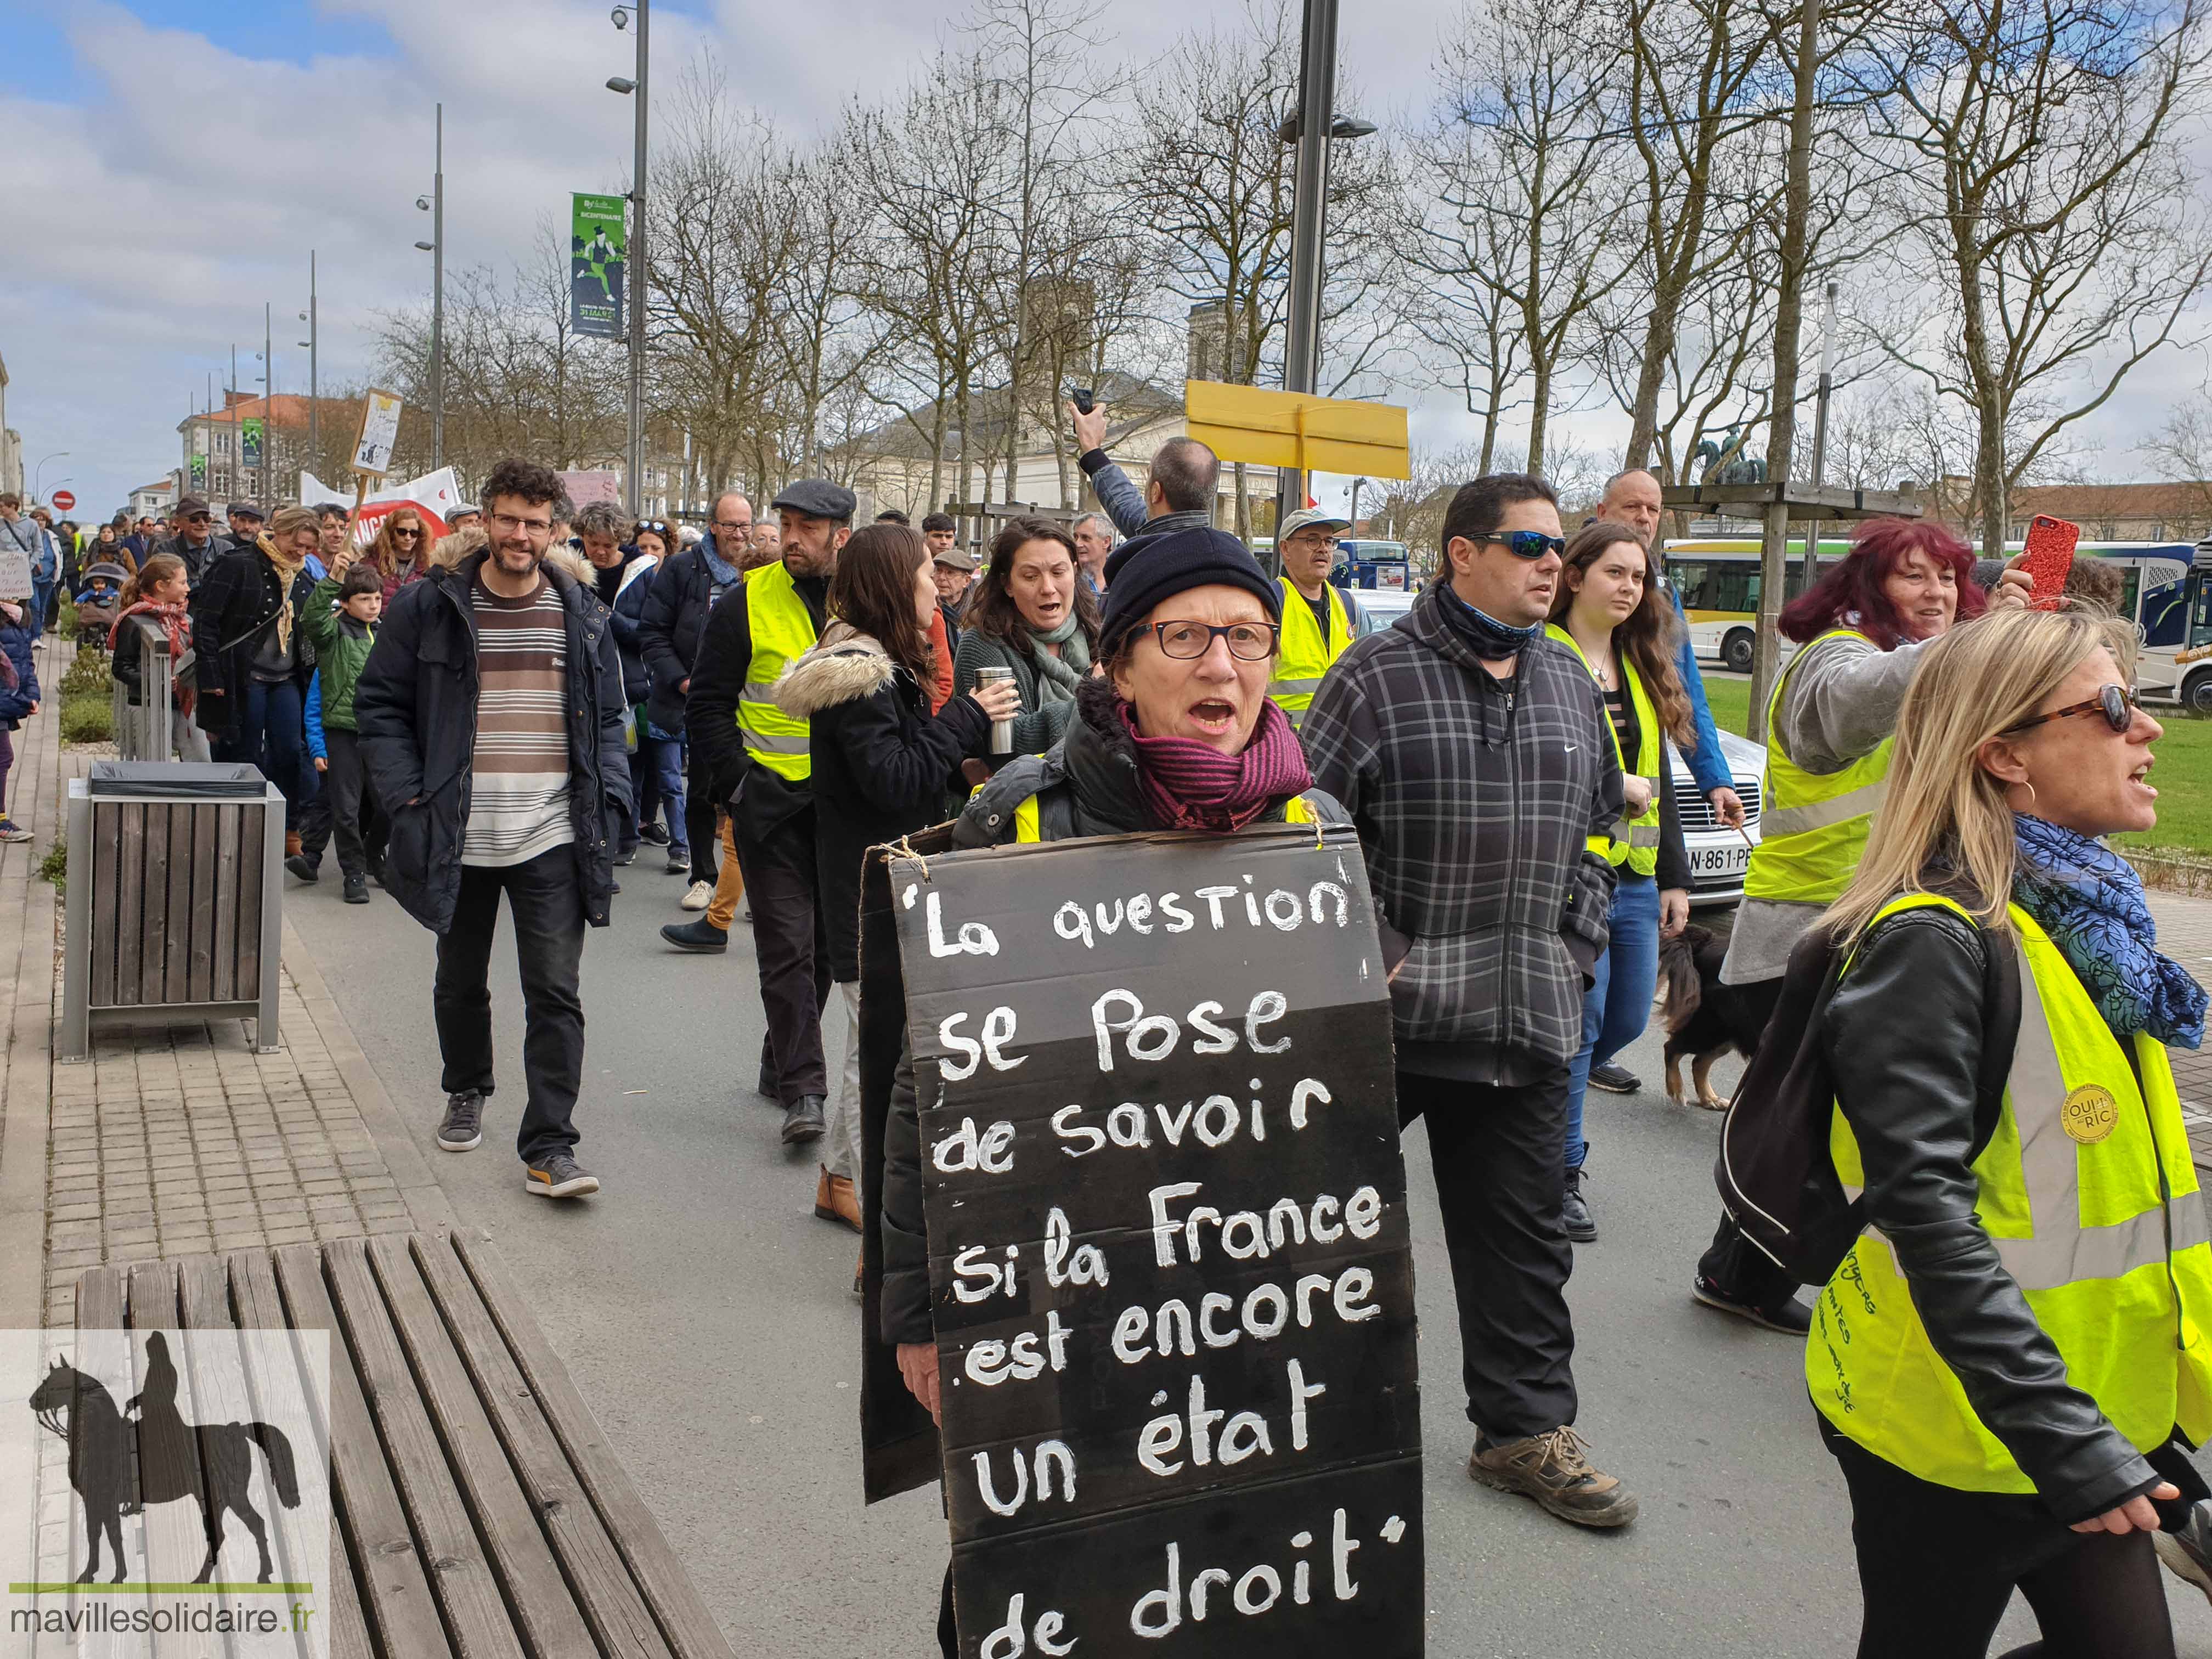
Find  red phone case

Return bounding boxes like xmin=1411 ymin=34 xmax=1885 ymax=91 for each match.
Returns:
xmin=2021 ymin=515 xmax=2079 ymax=610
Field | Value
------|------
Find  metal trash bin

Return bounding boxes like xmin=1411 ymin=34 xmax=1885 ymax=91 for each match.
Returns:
xmin=60 ymin=761 xmax=285 ymax=1061
xmin=109 ymin=613 xmax=177 ymax=761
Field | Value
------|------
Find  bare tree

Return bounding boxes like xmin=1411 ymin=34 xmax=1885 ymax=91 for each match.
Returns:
xmin=1420 ymin=0 xmax=1634 ymax=473
xmin=1860 ymin=0 xmax=2212 ymax=552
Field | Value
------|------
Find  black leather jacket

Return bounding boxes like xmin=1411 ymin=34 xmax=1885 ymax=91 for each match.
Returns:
xmin=1827 ymin=901 xmax=2168 ymax=1523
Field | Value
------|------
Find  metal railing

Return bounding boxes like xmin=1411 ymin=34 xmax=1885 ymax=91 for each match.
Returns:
xmin=109 ymin=613 xmax=177 ymax=761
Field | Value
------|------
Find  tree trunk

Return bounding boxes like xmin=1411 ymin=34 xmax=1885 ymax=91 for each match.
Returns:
xmin=1750 ymin=0 xmax=1820 ymax=748
xmin=1955 ymin=220 xmax=2007 ymax=555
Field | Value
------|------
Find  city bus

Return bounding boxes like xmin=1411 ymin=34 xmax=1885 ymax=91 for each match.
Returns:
xmin=1662 ymin=538 xmax=2204 ymax=693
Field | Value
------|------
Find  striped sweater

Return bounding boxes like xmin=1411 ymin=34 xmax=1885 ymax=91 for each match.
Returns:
xmin=462 ymin=573 xmax=573 ymax=867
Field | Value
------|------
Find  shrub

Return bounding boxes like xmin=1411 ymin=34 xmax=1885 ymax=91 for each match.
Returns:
xmin=59 ymin=646 xmax=109 ymax=699
xmin=38 ymin=839 xmax=64 ymax=894
xmin=56 ymin=604 xmax=77 ymax=642
xmin=59 ymin=690 xmax=112 ymax=746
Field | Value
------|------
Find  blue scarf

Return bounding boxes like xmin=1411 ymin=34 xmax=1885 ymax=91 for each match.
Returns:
xmin=699 ymin=542 xmax=742 ymax=593
xmin=2012 ymin=814 xmax=2207 ymax=1049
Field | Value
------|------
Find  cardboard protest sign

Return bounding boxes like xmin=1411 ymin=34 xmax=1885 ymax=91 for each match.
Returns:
xmin=887 ymin=825 xmax=1421 ymax=1656
xmin=349 ymin=390 xmax=404 ymax=478
xmin=0 ymin=548 xmax=30 ymax=602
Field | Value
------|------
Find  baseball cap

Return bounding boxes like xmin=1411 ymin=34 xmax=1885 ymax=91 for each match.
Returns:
xmin=1277 ymin=507 xmax=1352 ymax=541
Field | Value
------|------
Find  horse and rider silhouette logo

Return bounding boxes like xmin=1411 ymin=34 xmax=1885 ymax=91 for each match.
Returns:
xmin=29 ymin=1334 xmax=301 ymax=1586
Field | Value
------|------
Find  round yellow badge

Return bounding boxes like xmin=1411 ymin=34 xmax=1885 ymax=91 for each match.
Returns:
xmin=2061 ymin=1084 xmax=2119 ymax=1145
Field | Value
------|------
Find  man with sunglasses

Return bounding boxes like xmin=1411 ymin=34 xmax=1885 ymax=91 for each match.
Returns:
xmin=151 ymin=494 xmax=223 ymax=587
xmin=1302 ymin=472 xmax=1641 ymax=1531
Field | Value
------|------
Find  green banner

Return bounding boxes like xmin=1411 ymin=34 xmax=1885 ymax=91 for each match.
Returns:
xmin=241 ymin=417 xmax=264 ymax=470
xmin=570 ymin=192 xmax=627 ymax=340
xmin=189 ymin=454 xmax=206 ymax=486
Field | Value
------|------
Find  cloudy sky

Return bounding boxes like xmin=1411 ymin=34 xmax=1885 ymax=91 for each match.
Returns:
xmin=2 ymin=0 xmax=2205 ymax=521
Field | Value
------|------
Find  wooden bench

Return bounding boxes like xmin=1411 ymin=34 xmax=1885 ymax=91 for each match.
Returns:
xmin=70 ymin=1231 xmax=735 ymax=1659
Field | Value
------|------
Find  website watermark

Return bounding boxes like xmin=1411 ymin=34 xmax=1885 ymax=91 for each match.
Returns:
xmin=0 ymin=1328 xmax=330 ymax=1657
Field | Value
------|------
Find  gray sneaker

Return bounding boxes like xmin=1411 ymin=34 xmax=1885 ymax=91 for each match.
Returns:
xmin=436 ymin=1090 xmax=484 ymax=1152
xmin=2157 ymin=1502 xmax=2212 ymax=1607
xmin=524 ymin=1153 xmax=600 ymax=1199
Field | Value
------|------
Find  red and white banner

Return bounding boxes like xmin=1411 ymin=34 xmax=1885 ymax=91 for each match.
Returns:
xmin=298 ymin=466 xmax=462 ymax=546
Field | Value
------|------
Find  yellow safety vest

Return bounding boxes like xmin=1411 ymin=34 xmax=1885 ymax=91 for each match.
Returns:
xmin=1014 ymin=793 xmax=1318 ymax=843
xmin=1270 ymin=579 xmax=1352 ymax=730
xmin=1742 ymin=628 xmax=1891 ymax=905
xmin=1810 ymin=893 xmax=2212 ymax=1494
xmin=737 ymin=560 xmax=819 ymax=783
xmin=1545 ymin=624 xmax=1661 ymax=877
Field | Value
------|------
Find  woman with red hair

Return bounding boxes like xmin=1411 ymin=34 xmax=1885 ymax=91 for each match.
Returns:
xmin=1693 ymin=517 xmax=2030 ymax=1331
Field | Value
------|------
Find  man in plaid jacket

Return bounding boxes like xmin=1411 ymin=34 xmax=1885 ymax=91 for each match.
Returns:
xmin=1302 ymin=472 xmax=1638 ymax=1530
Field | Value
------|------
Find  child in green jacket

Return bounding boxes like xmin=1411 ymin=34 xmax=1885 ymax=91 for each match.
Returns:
xmin=291 ymin=562 xmax=383 ymax=901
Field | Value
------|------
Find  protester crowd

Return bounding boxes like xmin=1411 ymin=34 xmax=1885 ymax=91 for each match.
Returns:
xmin=22 ymin=388 xmax=2212 ymax=1657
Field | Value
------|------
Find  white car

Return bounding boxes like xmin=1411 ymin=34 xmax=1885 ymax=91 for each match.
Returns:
xmin=1345 ymin=587 xmax=1764 ymax=906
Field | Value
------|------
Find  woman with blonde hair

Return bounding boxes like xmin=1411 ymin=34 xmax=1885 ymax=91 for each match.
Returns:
xmin=1809 ymin=605 xmax=2211 ymax=1657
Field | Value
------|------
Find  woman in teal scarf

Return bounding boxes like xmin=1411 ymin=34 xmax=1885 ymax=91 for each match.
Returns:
xmin=949 ymin=517 xmax=1101 ymax=777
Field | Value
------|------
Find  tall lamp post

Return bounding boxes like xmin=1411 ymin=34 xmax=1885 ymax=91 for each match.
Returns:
xmin=609 ymin=1 xmax=650 ymax=517
xmin=32 ymin=453 xmax=69 ymax=502
xmin=1268 ymin=0 xmax=1373 ymax=567
xmin=298 ymin=251 xmax=319 ymax=465
xmin=415 ymin=104 xmax=445 ymax=469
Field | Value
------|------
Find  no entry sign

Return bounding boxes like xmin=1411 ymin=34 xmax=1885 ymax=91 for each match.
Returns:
xmin=49 ymin=490 xmax=74 ymax=512
xmin=887 ymin=825 xmax=1422 ymax=1656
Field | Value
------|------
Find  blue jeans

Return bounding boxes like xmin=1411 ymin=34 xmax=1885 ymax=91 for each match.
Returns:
xmin=240 ymin=679 xmax=313 ymax=828
xmin=640 ymin=729 xmax=687 ymax=851
xmin=1565 ymin=874 xmax=1661 ymax=1171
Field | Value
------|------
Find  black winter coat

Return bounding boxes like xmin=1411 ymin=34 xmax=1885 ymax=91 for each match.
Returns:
xmin=607 ymin=556 xmax=656 ymax=707
xmin=352 ymin=550 xmax=633 ymax=936
xmin=876 ymin=681 xmax=1349 ymax=1348
xmin=187 ymin=544 xmax=319 ymax=734
xmin=772 ymin=623 xmax=989 ymax=983
xmin=636 ymin=546 xmax=732 ymax=732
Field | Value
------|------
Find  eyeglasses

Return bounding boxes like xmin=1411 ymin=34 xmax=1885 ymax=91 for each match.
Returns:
xmin=183 ymin=512 xmax=212 ymax=524
xmin=636 ymin=520 xmax=672 ymax=537
xmin=1480 ymin=531 xmax=1568 ymax=561
xmin=390 ymin=526 xmax=422 ymax=540
xmin=713 ymin=519 xmax=752 ymax=533
xmin=2001 ymin=684 xmax=2139 ymax=736
xmin=1148 ymin=620 xmax=1280 ymax=661
xmin=489 ymin=512 xmax=554 ymax=538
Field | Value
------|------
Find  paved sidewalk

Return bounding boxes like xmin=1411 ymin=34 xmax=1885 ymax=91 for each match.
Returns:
xmin=2148 ymin=888 xmax=2212 ymax=1164
xmin=0 ymin=634 xmax=453 ymax=1336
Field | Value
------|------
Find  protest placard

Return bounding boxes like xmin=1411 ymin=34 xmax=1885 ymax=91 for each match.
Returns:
xmin=885 ymin=825 xmax=1421 ymax=1656
xmin=349 ymin=390 xmax=404 ymax=479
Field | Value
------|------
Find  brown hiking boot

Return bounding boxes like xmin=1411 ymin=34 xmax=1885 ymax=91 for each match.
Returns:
xmin=1469 ymin=1427 xmax=1639 ymax=1528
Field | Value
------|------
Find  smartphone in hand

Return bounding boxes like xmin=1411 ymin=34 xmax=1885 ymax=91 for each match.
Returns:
xmin=1069 ymin=387 xmax=1095 ymax=415
xmin=2022 ymin=514 xmax=2079 ymax=610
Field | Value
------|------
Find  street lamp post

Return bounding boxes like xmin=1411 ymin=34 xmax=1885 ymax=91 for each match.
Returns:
xmin=298 ymin=250 xmax=319 ymax=463
xmin=610 ymin=3 xmax=650 ymax=518
xmin=1267 ymin=0 xmax=1373 ymax=567
xmin=32 ymin=453 xmax=69 ymax=502
xmin=415 ymin=106 xmax=446 ymax=469
xmin=263 ymin=300 xmax=274 ymax=514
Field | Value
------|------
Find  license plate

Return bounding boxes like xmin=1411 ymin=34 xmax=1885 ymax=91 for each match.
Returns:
xmin=1690 ymin=843 xmax=1750 ymax=879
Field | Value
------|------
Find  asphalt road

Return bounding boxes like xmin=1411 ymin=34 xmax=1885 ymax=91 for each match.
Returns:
xmin=287 ymin=860 xmax=2212 ymax=1658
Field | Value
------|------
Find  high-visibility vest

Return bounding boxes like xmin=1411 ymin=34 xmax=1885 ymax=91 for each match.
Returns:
xmin=1270 ymin=579 xmax=1352 ymax=730
xmin=1810 ymin=891 xmax=2212 ymax=1494
xmin=737 ymin=560 xmax=819 ymax=783
xmin=1742 ymin=628 xmax=1891 ymax=905
xmin=1014 ymin=792 xmax=1319 ymax=843
xmin=1545 ymin=624 xmax=1661 ymax=877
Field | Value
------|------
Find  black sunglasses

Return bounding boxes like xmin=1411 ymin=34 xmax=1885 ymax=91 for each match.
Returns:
xmin=2001 ymin=684 xmax=2138 ymax=736
xmin=1480 ymin=531 xmax=1568 ymax=561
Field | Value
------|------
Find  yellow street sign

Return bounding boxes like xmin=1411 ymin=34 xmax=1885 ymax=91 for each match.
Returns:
xmin=1184 ymin=380 xmax=1411 ymax=479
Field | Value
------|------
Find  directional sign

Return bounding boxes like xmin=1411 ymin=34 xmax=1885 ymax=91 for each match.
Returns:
xmin=1185 ymin=382 xmax=1410 ymax=481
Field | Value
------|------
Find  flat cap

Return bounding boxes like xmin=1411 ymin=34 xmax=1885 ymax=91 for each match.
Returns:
xmin=769 ymin=479 xmax=856 ymax=523
xmin=174 ymin=494 xmax=211 ymax=517
xmin=227 ymin=501 xmax=266 ymax=521
xmin=931 ymin=546 xmax=978 ymax=572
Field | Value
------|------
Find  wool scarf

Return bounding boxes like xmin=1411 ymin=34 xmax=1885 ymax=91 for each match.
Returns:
xmin=2012 ymin=812 xmax=2207 ymax=1049
xmin=257 ymin=533 xmax=306 ymax=657
xmin=1119 ymin=697 xmax=1313 ymax=834
xmin=1026 ymin=612 xmax=1092 ymax=702
xmin=109 ymin=601 xmax=196 ymax=715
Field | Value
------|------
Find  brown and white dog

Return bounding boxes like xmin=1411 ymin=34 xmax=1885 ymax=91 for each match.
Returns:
xmin=1655 ymin=924 xmax=1771 ymax=1110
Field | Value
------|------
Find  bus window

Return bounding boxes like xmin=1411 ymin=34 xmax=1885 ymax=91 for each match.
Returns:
xmin=1668 ymin=560 xmax=1712 ymax=610
xmin=2119 ymin=567 xmax=2141 ymax=626
xmin=1709 ymin=566 xmax=1760 ymax=614
xmin=2144 ymin=576 xmax=2190 ymax=647
xmin=2192 ymin=576 xmax=2212 ymax=649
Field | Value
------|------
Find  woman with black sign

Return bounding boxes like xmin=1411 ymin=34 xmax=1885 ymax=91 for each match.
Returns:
xmin=774 ymin=523 xmax=1018 ymax=1267
xmin=877 ymin=523 xmax=1348 ymax=1657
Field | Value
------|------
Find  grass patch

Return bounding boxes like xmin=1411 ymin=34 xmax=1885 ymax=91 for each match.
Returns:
xmin=1697 ymin=672 xmax=2212 ymax=855
xmin=59 ymin=690 xmax=111 ymax=746
xmin=37 ymin=838 xmax=64 ymax=895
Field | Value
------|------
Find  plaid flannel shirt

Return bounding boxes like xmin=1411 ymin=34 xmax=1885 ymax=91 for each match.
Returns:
xmin=1301 ymin=583 xmax=1623 ymax=1067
